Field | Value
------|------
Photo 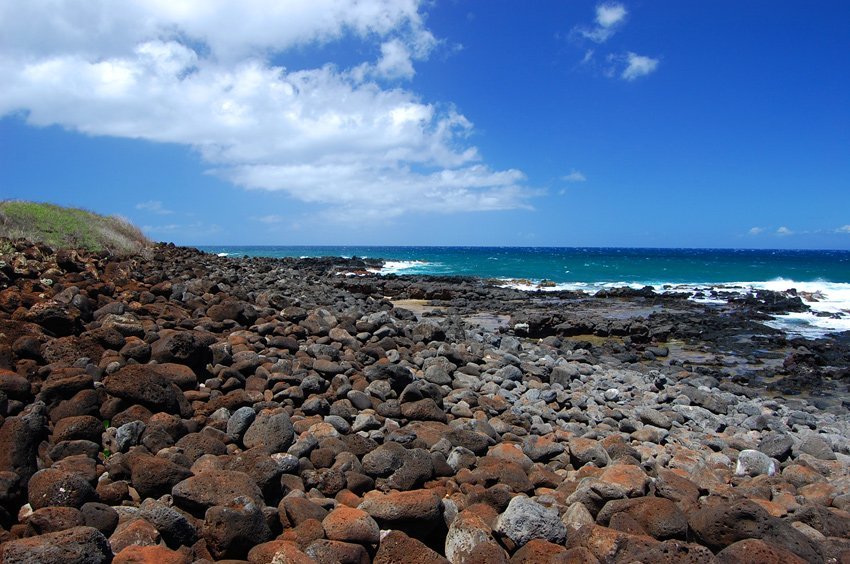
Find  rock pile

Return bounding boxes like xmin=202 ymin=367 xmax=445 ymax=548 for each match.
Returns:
xmin=1 ymin=238 xmax=849 ymax=563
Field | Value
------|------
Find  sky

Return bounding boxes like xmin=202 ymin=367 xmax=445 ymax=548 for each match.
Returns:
xmin=1 ymin=1 xmax=849 ymax=249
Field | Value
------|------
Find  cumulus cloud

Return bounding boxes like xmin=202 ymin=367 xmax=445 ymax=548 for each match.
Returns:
xmin=0 ymin=0 xmax=532 ymax=221
xmin=562 ymin=170 xmax=587 ymax=182
xmin=575 ymin=2 xmax=628 ymax=43
xmin=837 ymin=225 xmax=850 ymax=234
xmin=748 ymin=227 xmax=764 ymax=235
xmin=776 ymin=226 xmax=794 ymax=236
xmin=621 ymin=52 xmax=659 ymax=80
xmin=136 ymin=200 xmax=173 ymax=215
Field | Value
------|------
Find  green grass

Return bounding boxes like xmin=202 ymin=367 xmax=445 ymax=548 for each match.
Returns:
xmin=0 ymin=200 xmax=151 ymax=255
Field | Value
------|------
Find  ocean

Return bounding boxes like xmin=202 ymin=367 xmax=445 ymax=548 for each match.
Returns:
xmin=197 ymin=246 xmax=850 ymax=338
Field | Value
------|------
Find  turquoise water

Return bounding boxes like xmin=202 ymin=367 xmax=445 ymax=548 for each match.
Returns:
xmin=198 ymin=246 xmax=850 ymax=285
xmin=198 ymin=246 xmax=850 ymax=337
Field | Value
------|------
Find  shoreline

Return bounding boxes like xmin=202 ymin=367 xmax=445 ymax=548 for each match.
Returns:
xmin=1 ymin=239 xmax=850 ymax=561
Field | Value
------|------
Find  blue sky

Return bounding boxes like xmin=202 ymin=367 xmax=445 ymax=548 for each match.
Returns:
xmin=1 ymin=1 xmax=848 ymax=248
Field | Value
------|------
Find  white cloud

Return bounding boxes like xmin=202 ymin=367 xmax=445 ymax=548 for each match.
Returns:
xmin=376 ymin=39 xmax=415 ymax=80
xmin=621 ymin=52 xmax=659 ymax=80
xmin=748 ymin=227 xmax=764 ymax=235
xmin=136 ymin=200 xmax=173 ymax=215
xmin=0 ymin=1 xmax=533 ymax=221
xmin=776 ymin=226 xmax=794 ymax=236
xmin=562 ymin=170 xmax=587 ymax=182
xmin=575 ymin=2 xmax=628 ymax=43
xmin=837 ymin=225 xmax=850 ymax=234
xmin=596 ymin=3 xmax=628 ymax=28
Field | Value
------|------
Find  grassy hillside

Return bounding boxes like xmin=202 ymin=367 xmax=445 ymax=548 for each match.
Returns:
xmin=0 ymin=200 xmax=151 ymax=255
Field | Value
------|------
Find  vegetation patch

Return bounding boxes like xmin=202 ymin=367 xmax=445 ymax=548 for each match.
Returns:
xmin=0 ymin=200 xmax=151 ymax=255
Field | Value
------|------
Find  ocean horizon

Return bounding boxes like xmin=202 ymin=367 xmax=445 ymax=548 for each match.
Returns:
xmin=198 ymin=245 xmax=850 ymax=339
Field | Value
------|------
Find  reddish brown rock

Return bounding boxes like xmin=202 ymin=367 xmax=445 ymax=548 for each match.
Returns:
xmin=281 ymin=496 xmax=329 ymax=527
xmin=568 ymin=437 xmax=609 ymax=467
xmin=174 ymin=431 xmax=227 ymax=462
xmin=689 ymin=499 xmax=822 ymax=562
xmin=568 ymin=524 xmax=714 ymax=563
xmin=108 ymin=518 xmax=161 ymax=553
xmin=560 ymin=547 xmax=600 ymax=563
xmin=400 ymin=398 xmax=448 ymax=422
xmin=130 ymin=454 xmax=193 ymax=498
xmin=654 ymin=468 xmax=701 ymax=506
xmin=715 ymin=538 xmax=808 ymax=563
xmin=358 ymin=489 xmax=443 ymax=523
xmin=595 ymin=463 xmax=650 ymax=498
xmin=0 ymin=368 xmax=31 ymax=399
xmin=0 ymin=401 xmax=47 ymax=481
xmin=472 ymin=458 xmax=534 ymax=494
xmin=17 ymin=300 xmax=81 ymax=336
xmin=39 ymin=369 xmax=93 ymax=403
xmin=782 ymin=463 xmax=825 ymax=488
xmin=149 ymin=329 xmax=214 ymax=372
xmin=464 ymin=540 xmax=510 ymax=563
xmin=0 ymin=525 xmax=112 ymax=564
xmin=596 ymin=496 xmax=688 ymax=540
xmin=487 ymin=443 xmax=534 ymax=471
xmin=25 ymin=505 xmax=84 ymax=534
xmin=52 ymin=414 xmax=103 ymax=443
xmin=172 ymin=469 xmax=265 ymax=515
xmin=28 ymin=468 xmax=96 ymax=510
xmin=202 ymin=496 xmax=273 ymax=560
xmin=247 ymin=540 xmax=314 ymax=564
xmin=609 ymin=511 xmax=648 ymax=536
xmin=207 ymin=299 xmax=258 ymax=325
xmin=306 ymin=539 xmax=370 ymax=563
xmin=113 ymin=544 xmax=192 ymax=564
xmin=322 ymin=505 xmax=380 ymax=544
xmin=374 ymin=530 xmax=450 ymax=564
xmin=103 ymin=365 xmax=192 ymax=416
xmin=510 ymin=538 xmax=569 ymax=562
xmin=280 ymin=517 xmax=327 ymax=550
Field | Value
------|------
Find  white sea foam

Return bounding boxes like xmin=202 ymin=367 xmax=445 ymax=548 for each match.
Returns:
xmin=216 ymin=252 xmax=229 ymax=257
xmin=498 ymin=277 xmax=850 ymax=338
xmin=369 ymin=260 xmax=433 ymax=275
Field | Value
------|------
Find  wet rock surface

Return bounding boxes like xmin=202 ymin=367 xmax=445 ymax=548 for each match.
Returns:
xmin=1 ymin=237 xmax=849 ymax=562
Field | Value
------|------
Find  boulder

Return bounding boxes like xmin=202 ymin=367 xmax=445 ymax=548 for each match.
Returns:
xmin=322 ymin=506 xmax=380 ymax=544
xmin=0 ymin=401 xmax=47 ymax=481
xmin=0 ymin=526 xmax=111 ymax=564
xmin=243 ymin=407 xmax=295 ymax=453
xmin=715 ymin=538 xmax=808 ymax=564
xmin=203 ymin=496 xmax=272 ymax=560
xmin=596 ymin=496 xmax=688 ymax=540
xmin=494 ymin=495 xmax=567 ymax=548
xmin=172 ymin=470 xmax=265 ymax=515
xmin=129 ymin=454 xmax=193 ymax=499
xmin=103 ymin=366 xmax=191 ymax=416
xmin=375 ymin=530 xmax=449 ymax=564
xmin=689 ymin=499 xmax=822 ymax=562
xmin=28 ymin=468 xmax=96 ymax=510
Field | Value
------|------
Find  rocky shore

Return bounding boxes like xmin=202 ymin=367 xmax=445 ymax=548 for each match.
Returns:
xmin=1 ymin=238 xmax=849 ymax=563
